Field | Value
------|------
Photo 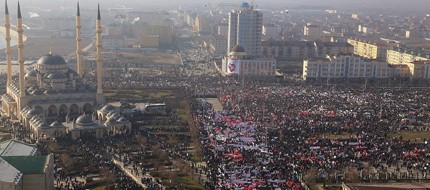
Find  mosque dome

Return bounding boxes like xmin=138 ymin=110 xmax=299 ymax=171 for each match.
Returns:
xmin=68 ymin=70 xmax=79 ymax=77
xmin=231 ymin=44 xmax=245 ymax=53
xmin=26 ymin=109 xmax=40 ymax=117
xmin=111 ymin=113 xmax=121 ymax=120
xmin=37 ymin=123 xmax=50 ymax=129
xmin=35 ymin=119 xmax=44 ymax=126
xmin=31 ymin=89 xmax=43 ymax=95
xmin=22 ymin=107 xmax=30 ymax=114
xmin=50 ymin=121 xmax=63 ymax=127
xmin=101 ymin=104 xmax=115 ymax=112
xmin=44 ymin=89 xmax=56 ymax=94
xmin=30 ymin=116 xmax=38 ymax=122
xmin=37 ymin=53 xmax=67 ymax=65
xmin=45 ymin=71 xmax=67 ymax=80
xmin=25 ymin=69 xmax=37 ymax=78
xmin=107 ymin=117 xmax=117 ymax=123
xmin=117 ymin=117 xmax=128 ymax=123
xmin=76 ymin=115 xmax=94 ymax=126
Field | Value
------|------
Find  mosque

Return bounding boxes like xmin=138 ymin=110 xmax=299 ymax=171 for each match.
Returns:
xmin=0 ymin=2 xmax=131 ymax=140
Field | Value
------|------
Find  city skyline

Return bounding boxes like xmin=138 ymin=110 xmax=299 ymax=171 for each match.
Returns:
xmin=7 ymin=0 xmax=430 ymax=13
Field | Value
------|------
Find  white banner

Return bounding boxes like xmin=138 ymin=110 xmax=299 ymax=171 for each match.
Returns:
xmin=227 ymin=59 xmax=240 ymax=74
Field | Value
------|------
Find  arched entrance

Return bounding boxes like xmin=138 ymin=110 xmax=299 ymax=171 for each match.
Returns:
xmin=59 ymin=105 xmax=68 ymax=115
xmin=70 ymin=104 xmax=79 ymax=115
xmin=34 ymin=106 xmax=43 ymax=114
xmin=59 ymin=105 xmax=68 ymax=121
xmin=99 ymin=114 xmax=104 ymax=122
xmin=48 ymin=105 xmax=58 ymax=117
xmin=83 ymin=103 xmax=93 ymax=114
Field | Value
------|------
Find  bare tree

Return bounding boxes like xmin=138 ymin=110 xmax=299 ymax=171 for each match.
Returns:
xmin=60 ymin=153 xmax=73 ymax=169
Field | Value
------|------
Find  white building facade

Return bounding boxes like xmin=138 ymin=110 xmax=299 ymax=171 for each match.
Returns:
xmin=222 ymin=45 xmax=276 ymax=77
xmin=303 ymin=55 xmax=390 ymax=80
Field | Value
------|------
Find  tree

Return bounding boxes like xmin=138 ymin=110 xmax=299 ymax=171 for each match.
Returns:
xmin=60 ymin=153 xmax=73 ymax=169
xmin=303 ymin=167 xmax=318 ymax=189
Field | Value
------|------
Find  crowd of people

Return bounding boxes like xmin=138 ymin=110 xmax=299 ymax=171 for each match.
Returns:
xmin=84 ymin=64 xmax=430 ymax=189
xmin=3 ymin=61 xmax=430 ymax=189
xmin=190 ymin=80 xmax=430 ymax=189
xmin=51 ymin=134 xmax=146 ymax=190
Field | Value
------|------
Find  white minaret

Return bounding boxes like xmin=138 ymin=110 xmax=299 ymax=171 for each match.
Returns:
xmin=76 ymin=2 xmax=83 ymax=76
xmin=17 ymin=2 xmax=25 ymax=98
xmin=16 ymin=1 xmax=27 ymax=117
xmin=4 ymin=0 xmax=12 ymax=86
xmin=96 ymin=4 xmax=104 ymax=104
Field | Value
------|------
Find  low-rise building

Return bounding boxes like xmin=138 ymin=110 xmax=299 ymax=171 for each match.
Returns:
xmin=347 ymin=37 xmax=391 ymax=61
xmin=129 ymin=12 xmax=174 ymax=48
xmin=217 ymin=23 xmax=228 ymax=37
xmin=102 ymin=35 xmax=125 ymax=50
xmin=20 ymin=104 xmax=132 ymax=141
xmin=315 ymin=41 xmax=354 ymax=57
xmin=194 ymin=15 xmax=211 ymax=35
xmin=405 ymin=28 xmax=430 ymax=39
xmin=304 ymin=24 xmax=322 ymax=41
xmin=262 ymin=40 xmax=353 ymax=59
xmin=348 ymin=38 xmax=389 ymax=61
xmin=387 ymin=47 xmax=430 ymax=64
xmin=262 ymin=40 xmax=312 ymax=59
xmin=303 ymin=55 xmax=390 ymax=80
xmin=342 ymin=182 xmax=430 ymax=190
xmin=406 ymin=60 xmax=430 ymax=79
xmin=209 ymin=35 xmax=227 ymax=56
xmin=222 ymin=44 xmax=276 ymax=77
xmin=0 ymin=140 xmax=54 ymax=190
xmin=388 ymin=64 xmax=410 ymax=78
xmin=262 ymin=24 xmax=279 ymax=40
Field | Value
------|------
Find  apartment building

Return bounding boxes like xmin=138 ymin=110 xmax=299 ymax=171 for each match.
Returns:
xmin=347 ymin=38 xmax=390 ymax=61
xmin=387 ymin=47 xmax=430 ymax=64
xmin=303 ymin=55 xmax=390 ymax=80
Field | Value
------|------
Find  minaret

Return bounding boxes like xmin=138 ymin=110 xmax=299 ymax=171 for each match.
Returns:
xmin=4 ymin=0 xmax=12 ymax=86
xmin=96 ymin=4 xmax=104 ymax=104
xmin=17 ymin=2 xmax=25 ymax=98
xmin=76 ymin=2 xmax=82 ymax=76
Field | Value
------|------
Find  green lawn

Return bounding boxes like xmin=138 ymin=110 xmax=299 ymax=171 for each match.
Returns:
xmin=318 ymin=132 xmax=353 ymax=140
xmin=389 ymin=131 xmax=430 ymax=142
xmin=190 ymin=154 xmax=202 ymax=163
xmin=176 ymin=175 xmax=205 ymax=190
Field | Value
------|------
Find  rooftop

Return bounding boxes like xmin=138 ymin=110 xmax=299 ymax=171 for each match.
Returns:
xmin=0 ymin=140 xmax=37 ymax=156
xmin=0 ymin=158 xmax=22 ymax=184
xmin=388 ymin=64 xmax=409 ymax=68
xmin=391 ymin=47 xmax=430 ymax=58
xmin=411 ymin=60 xmax=429 ymax=64
xmin=348 ymin=37 xmax=390 ymax=47
xmin=1 ymin=156 xmax=47 ymax=174
xmin=346 ymin=183 xmax=430 ymax=190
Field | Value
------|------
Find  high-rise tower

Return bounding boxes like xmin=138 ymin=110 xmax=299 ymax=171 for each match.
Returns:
xmin=227 ymin=2 xmax=262 ymax=57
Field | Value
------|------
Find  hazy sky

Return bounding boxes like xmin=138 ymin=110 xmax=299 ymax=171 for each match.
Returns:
xmin=9 ymin=0 xmax=430 ymax=13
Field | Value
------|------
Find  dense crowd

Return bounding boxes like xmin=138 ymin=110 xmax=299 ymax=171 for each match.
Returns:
xmin=51 ymin=134 xmax=145 ymax=190
xmin=4 ymin=61 xmax=430 ymax=189
xmin=84 ymin=65 xmax=430 ymax=189
xmin=191 ymin=81 xmax=430 ymax=189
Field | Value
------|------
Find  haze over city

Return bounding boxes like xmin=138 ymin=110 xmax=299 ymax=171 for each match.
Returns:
xmin=8 ymin=0 xmax=430 ymax=13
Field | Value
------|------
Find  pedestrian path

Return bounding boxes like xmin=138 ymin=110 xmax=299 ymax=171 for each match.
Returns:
xmin=112 ymin=158 xmax=155 ymax=189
